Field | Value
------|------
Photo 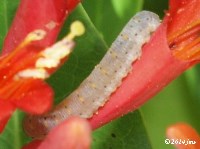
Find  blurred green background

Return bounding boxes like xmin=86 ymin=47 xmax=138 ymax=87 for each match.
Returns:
xmin=0 ymin=0 xmax=199 ymax=149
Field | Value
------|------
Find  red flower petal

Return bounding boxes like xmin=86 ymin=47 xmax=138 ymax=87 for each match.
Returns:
xmin=89 ymin=19 xmax=191 ymax=129
xmin=22 ymin=140 xmax=42 ymax=149
xmin=2 ymin=0 xmax=80 ymax=55
xmin=168 ymin=0 xmax=200 ymax=37
xmin=0 ymin=100 xmax=15 ymax=133
xmin=12 ymin=79 xmax=53 ymax=114
xmin=23 ymin=117 xmax=91 ymax=149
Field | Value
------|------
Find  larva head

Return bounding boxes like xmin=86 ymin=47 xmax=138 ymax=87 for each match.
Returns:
xmin=118 ymin=11 xmax=161 ymax=48
xmin=23 ymin=115 xmax=51 ymax=139
xmin=134 ymin=11 xmax=161 ymax=32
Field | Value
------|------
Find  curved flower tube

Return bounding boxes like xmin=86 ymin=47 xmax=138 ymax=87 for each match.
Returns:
xmin=89 ymin=0 xmax=200 ymax=129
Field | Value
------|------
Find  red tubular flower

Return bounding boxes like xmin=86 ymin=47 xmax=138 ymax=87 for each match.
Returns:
xmin=0 ymin=0 xmax=80 ymax=133
xmin=22 ymin=117 xmax=91 ymax=149
xmin=166 ymin=123 xmax=200 ymax=149
xmin=89 ymin=0 xmax=200 ymax=129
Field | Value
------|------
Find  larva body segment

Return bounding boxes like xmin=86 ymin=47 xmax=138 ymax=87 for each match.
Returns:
xmin=23 ymin=11 xmax=160 ymax=138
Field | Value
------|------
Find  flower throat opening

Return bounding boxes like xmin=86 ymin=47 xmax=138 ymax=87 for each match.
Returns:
xmin=168 ymin=20 xmax=200 ymax=61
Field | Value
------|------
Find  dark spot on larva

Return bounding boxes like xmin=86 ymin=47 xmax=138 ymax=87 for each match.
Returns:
xmin=115 ymin=70 xmax=117 ymax=73
xmin=125 ymin=51 xmax=128 ymax=55
xmin=104 ymin=85 xmax=107 ymax=88
xmin=115 ymin=55 xmax=118 ymax=59
xmin=43 ymin=133 xmax=47 ymax=136
xmin=44 ymin=117 xmax=47 ymax=120
xmin=146 ymin=18 xmax=150 ymax=21
xmin=150 ymin=31 xmax=154 ymax=36
xmin=130 ymin=25 xmax=133 ymax=28
xmin=111 ymin=133 xmax=116 ymax=138
xmin=65 ymin=105 xmax=67 ymax=108
xmin=119 ymin=42 xmax=123 ymax=45
xmin=135 ymin=33 xmax=138 ymax=36
xmin=79 ymin=112 xmax=83 ymax=115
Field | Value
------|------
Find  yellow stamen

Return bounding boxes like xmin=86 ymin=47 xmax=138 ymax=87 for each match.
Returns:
xmin=23 ymin=30 xmax=46 ymax=44
xmin=0 ymin=30 xmax=46 ymax=68
xmin=66 ymin=21 xmax=85 ymax=40
xmin=14 ymin=21 xmax=85 ymax=80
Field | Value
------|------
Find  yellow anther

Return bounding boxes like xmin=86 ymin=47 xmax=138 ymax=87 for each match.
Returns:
xmin=14 ymin=29 xmax=46 ymax=51
xmin=66 ymin=21 xmax=85 ymax=40
xmin=25 ymin=30 xmax=46 ymax=43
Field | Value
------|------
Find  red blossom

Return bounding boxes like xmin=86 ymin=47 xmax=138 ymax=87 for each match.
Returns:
xmin=23 ymin=117 xmax=91 ymax=149
xmin=89 ymin=0 xmax=200 ymax=129
xmin=0 ymin=0 xmax=80 ymax=133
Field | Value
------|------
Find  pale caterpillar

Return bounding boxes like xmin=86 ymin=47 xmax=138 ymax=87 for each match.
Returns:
xmin=23 ymin=11 xmax=160 ymax=138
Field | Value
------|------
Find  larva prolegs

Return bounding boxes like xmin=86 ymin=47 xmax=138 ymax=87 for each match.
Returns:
xmin=23 ymin=11 xmax=161 ymax=138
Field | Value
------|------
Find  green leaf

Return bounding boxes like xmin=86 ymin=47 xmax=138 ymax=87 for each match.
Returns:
xmin=0 ymin=0 xmax=20 ymax=50
xmin=0 ymin=110 xmax=30 ymax=149
xmin=143 ymin=0 xmax=168 ymax=17
xmin=92 ymin=111 xmax=152 ymax=149
xmin=82 ymin=0 xmax=144 ymax=45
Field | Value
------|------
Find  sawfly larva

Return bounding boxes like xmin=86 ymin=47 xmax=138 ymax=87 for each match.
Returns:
xmin=23 ymin=11 xmax=160 ymax=138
